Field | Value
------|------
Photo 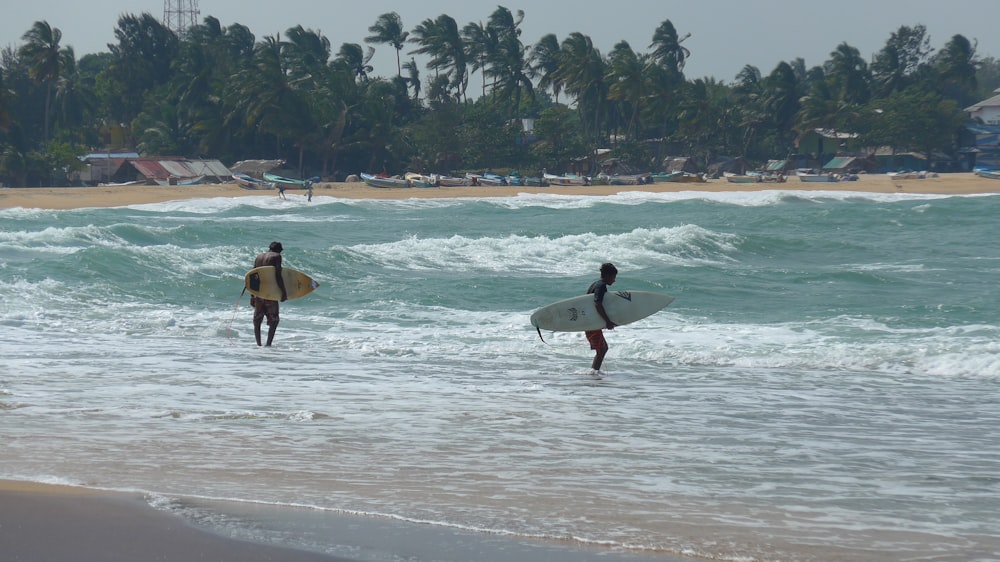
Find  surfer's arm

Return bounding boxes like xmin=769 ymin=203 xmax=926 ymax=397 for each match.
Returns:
xmin=273 ymin=258 xmax=288 ymax=301
xmin=595 ymin=300 xmax=616 ymax=330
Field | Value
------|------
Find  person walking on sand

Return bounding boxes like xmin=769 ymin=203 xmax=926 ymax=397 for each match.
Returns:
xmin=252 ymin=241 xmax=288 ymax=346
xmin=585 ymin=262 xmax=618 ymax=379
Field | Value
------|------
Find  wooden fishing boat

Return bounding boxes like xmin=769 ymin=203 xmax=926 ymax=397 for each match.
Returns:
xmin=466 ymin=173 xmax=506 ymax=186
xmin=796 ymin=169 xmax=839 ymax=183
xmin=974 ymin=168 xmax=1000 ymax=180
xmin=405 ymin=172 xmax=438 ymax=188
xmin=652 ymin=171 xmax=706 ymax=183
xmin=155 ymin=175 xmax=205 ymax=186
xmin=434 ymin=175 xmax=469 ymax=187
xmin=724 ymin=173 xmax=760 ymax=184
xmin=263 ymin=172 xmax=310 ymax=189
xmin=232 ymin=173 xmax=275 ymax=190
xmin=543 ymin=173 xmax=589 ymax=186
xmin=361 ymin=173 xmax=410 ymax=188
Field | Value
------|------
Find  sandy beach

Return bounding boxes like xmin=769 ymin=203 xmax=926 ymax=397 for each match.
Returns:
xmin=2 ymin=173 xmax=999 ymax=209
xmin=0 ymin=480 xmax=350 ymax=561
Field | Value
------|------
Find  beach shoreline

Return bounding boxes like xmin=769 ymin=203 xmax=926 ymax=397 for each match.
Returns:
xmin=0 ymin=479 xmax=349 ymax=562
xmin=0 ymin=479 xmax=694 ymax=562
xmin=2 ymin=173 xmax=999 ymax=209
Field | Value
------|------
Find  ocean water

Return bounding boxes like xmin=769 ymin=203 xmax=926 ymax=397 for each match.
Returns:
xmin=2 ymin=189 xmax=999 ymax=561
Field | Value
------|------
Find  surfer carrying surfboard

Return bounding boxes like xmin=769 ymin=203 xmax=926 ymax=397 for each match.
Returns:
xmin=252 ymin=242 xmax=288 ymax=346
xmin=585 ymin=263 xmax=618 ymax=378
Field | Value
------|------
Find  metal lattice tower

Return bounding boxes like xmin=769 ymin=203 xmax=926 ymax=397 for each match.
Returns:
xmin=163 ymin=0 xmax=200 ymax=37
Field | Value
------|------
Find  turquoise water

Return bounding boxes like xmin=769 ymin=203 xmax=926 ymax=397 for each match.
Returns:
xmin=2 ymin=189 xmax=999 ymax=561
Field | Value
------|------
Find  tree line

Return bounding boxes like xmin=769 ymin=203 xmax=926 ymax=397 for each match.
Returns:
xmin=1 ymin=7 xmax=998 ymax=187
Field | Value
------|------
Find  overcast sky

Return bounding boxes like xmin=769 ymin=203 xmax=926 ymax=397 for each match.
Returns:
xmin=3 ymin=0 xmax=998 ymax=84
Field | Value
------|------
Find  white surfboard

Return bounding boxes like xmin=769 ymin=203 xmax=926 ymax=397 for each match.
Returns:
xmin=530 ymin=290 xmax=674 ymax=333
xmin=244 ymin=266 xmax=319 ymax=301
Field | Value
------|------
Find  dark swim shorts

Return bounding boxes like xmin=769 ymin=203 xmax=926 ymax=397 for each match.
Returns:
xmin=252 ymin=297 xmax=280 ymax=325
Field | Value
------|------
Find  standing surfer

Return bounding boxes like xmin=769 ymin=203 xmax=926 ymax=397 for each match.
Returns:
xmin=252 ymin=241 xmax=288 ymax=346
xmin=585 ymin=262 xmax=618 ymax=378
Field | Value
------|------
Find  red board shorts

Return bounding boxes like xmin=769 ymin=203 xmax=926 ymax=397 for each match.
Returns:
xmin=252 ymin=296 xmax=280 ymax=325
xmin=585 ymin=329 xmax=606 ymax=350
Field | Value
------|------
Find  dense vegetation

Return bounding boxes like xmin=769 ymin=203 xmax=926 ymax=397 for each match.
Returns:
xmin=1 ymin=8 xmax=998 ymax=186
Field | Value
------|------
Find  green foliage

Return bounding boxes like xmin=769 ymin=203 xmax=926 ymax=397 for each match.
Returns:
xmin=2 ymin=13 xmax=997 ymax=186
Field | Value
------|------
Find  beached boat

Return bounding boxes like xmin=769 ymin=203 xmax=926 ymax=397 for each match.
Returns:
xmin=433 ymin=175 xmax=469 ymax=187
xmin=725 ymin=173 xmax=760 ymax=184
xmin=404 ymin=173 xmax=438 ymax=188
xmin=597 ymin=174 xmax=651 ymax=185
xmin=466 ymin=173 xmax=506 ymax=186
xmin=154 ymin=175 xmax=205 ymax=186
xmin=543 ymin=173 xmax=589 ymax=186
xmin=262 ymin=172 xmax=311 ymax=189
xmin=796 ymin=170 xmax=839 ymax=183
xmin=750 ymin=171 xmax=787 ymax=183
xmin=232 ymin=173 xmax=275 ymax=190
xmin=361 ymin=173 xmax=410 ymax=188
xmin=887 ymin=170 xmax=927 ymax=180
xmin=521 ymin=176 xmax=549 ymax=187
xmin=974 ymin=168 xmax=1000 ymax=180
xmin=652 ymin=172 xmax=707 ymax=183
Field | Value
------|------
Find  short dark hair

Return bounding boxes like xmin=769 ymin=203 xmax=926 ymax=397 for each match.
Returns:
xmin=600 ymin=262 xmax=618 ymax=277
xmin=269 ymin=241 xmax=283 ymax=252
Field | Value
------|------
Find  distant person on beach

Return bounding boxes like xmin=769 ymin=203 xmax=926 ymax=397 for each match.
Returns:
xmin=277 ymin=184 xmax=287 ymax=199
xmin=252 ymin=241 xmax=287 ymax=346
xmin=585 ymin=262 xmax=618 ymax=378
xmin=305 ymin=180 xmax=313 ymax=202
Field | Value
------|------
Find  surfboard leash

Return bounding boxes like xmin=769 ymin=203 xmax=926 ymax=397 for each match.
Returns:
xmin=225 ymin=287 xmax=247 ymax=346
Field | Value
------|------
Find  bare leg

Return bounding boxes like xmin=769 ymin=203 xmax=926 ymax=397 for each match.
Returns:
xmin=254 ymin=318 xmax=263 ymax=346
xmin=592 ymin=342 xmax=609 ymax=371
xmin=265 ymin=319 xmax=279 ymax=346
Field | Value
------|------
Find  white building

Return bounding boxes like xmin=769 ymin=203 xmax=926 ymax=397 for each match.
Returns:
xmin=965 ymin=88 xmax=1000 ymax=125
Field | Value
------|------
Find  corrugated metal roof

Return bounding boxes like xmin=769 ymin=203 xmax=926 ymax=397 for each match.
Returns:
xmin=823 ymin=156 xmax=856 ymax=169
xmin=127 ymin=158 xmax=231 ymax=180
xmin=130 ymin=160 xmax=171 ymax=180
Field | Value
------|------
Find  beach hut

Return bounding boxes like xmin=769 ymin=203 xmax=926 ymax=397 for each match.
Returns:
xmin=796 ymin=128 xmax=862 ymax=160
xmin=661 ymin=156 xmax=700 ymax=174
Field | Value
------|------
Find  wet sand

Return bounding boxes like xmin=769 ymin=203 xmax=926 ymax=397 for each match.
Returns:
xmin=2 ymin=173 xmax=999 ymax=210
xmin=0 ymin=480 xmax=349 ymax=561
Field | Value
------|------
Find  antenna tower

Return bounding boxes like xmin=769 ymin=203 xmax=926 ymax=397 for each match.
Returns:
xmin=163 ymin=0 xmax=200 ymax=37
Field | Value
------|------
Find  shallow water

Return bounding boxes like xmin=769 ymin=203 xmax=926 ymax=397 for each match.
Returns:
xmin=2 ymin=190 xmax=999 ymax=560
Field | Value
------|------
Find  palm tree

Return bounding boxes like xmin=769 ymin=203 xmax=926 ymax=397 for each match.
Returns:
xmin=336 ymin=43 xmax=375 ymax=82
xmin=285 ymin=25 xmax=332 ymax=77
xmin=408 ymin=14 xmax=467 ymax=101
xmin=402 ymin=57 xmax=421 ymax=100
xmin=365 ymin=12 xmax=408 ymax=76
xmin=461 ymin=20 xmax=496 ymax=98
xmin=555 ymin=32 xmax=607 ymax=154
xmin=529 ymin=33 xmax=563 ymax=103
xmin=649 ymin=20 xmax=690 ymax=76
xmin=870 ymin=25 xmax=931 ymax=97
xmin=20 ymin=20 xmax=73 ymax=142
xmin=606 ymin=40 xmax=651 ymax=140
xmin=826 ymin=42 xmax=870 ymax=105
xmin=482 ymin=7 xmax=533 ymax=118
xmin=227 ymin=35 xmax=315 ymax=174
xmin=106 ymin=13 xmax=180 ymax=124
xmin=933 ymin=34 xmax=978 ymax=105
xmin=52 ymin=51 xmax=97 ymax=136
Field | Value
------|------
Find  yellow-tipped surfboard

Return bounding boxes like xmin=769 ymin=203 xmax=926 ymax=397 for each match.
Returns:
xmin=244 ymin=266 xmax=318 ymax=301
